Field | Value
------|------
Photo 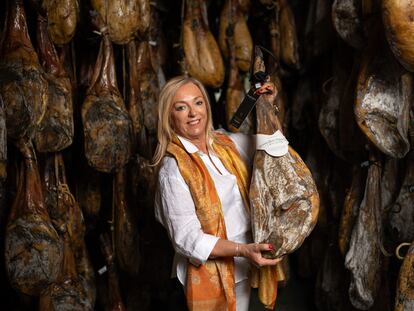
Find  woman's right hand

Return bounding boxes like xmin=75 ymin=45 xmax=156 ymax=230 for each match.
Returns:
xmin=240 ymin=243 xmax=282 ymax=267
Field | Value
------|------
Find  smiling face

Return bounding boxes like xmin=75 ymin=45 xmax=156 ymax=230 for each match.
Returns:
xmin=170 ymin=82 xmax=208 ymax=145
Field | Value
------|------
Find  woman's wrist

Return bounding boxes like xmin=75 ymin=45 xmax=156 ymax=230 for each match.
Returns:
xmin=235 ymin=243 xmax=240 ymax=257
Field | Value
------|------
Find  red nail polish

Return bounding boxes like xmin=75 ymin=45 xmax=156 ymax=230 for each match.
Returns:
xmin=269 ymin=244 xmax=273 ymax=250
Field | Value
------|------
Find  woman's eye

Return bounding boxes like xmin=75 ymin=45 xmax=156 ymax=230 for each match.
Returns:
xmin=175 ymin=105 xmax=186 ymax=111
xmin=195 ymin=100 xmax=203 ymax=106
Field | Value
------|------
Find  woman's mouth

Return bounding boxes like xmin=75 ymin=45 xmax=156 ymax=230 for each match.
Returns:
xmin=187 ymin=119 xmax=200 ymax=125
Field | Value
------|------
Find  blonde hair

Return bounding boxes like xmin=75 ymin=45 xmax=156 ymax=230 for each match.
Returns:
xmin=152 ymin=76 xmax=214 ymax=166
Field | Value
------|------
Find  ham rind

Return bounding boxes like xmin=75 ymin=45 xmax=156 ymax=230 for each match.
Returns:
xmin=35 ymin=15 xmax=74 ymax=152
xmin=250 ymin=145 xmax=319 ymax=258
xmin=250 ymin=47 xmax=319 ymax=258
xmin=389 ymin=159 xmax=414 ymax=244
xmin=82 ymin=35 xmax=133 ymax=173
xmin=114 ymin=169 xmax=140 ymax=275
xmin=183 ymin=0 xmax=224 ymax=88
xmin=319 ymin=44 xmax=353 ymax=159
xmin=39 ymin=234 xmax=92 ymax=311
xmin=218 ymin=0 xmax=252 ymax=72
xmin=100 ymin=234 xmax=126 ymax=311
xmin=0 ymin=0 xmax=47 ymax=141
xmin=5 ymin=140 xmax=62 ymax=296
xmin=332 ymin=0 xmax=366 ymax=49
xmin=279 ymin=0 xmax=300 ymax=69
xmin=394 ymin=242 xmax=414 ymax=311
xmin=77 ymin=163 xmax=101 ymax=220
xmin=126 ymin=40 xmax=143 ymax=150
xmin=136 ymin=41 xmax=159 ymax=142
xmin=91 ymin=0 xmax=147 ymax=45
xmin=42 ymin=153 xmax=96 ymax=309
xmin=338 ymin=166 xmax=365 ymax=257
xmin=345 ymin=152 xmax=384 ymax=310
xmin=41 ymin=0 xmax=78 ymax=45
xmin=75 ymin=241 xmax=96 ymax=309
xmin=355 ymin=43 xmax=411 ymax=159
xmin=382 ymin=0 xmax=414 ymax=72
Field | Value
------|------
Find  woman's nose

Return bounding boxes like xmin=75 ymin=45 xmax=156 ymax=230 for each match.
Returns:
xmin=188 ymin=106 xmax=196 ymax=117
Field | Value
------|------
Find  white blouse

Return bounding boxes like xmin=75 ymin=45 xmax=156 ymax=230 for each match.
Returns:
xmin=154 ymin=131 xmax=255 ymax=286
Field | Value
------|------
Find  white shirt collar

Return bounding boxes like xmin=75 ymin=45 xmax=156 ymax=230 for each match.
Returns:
xmin=176 ymin=135 xmax=214 ymax=154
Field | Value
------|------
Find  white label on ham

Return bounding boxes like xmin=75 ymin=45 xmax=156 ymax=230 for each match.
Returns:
xmin=256 ymin=130 xmax=289 ymax=157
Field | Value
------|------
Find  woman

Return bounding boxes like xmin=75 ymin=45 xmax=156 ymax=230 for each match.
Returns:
xmin=154 ymin=76 xmax=283 ymax=311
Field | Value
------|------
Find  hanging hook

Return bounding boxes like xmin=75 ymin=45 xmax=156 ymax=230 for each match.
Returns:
xmin=395 ymin=242 xmax=411 ymax=260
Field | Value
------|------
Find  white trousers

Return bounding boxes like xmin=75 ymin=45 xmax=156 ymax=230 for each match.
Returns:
xmin=236 ymin=279 xmax=251 ymax=311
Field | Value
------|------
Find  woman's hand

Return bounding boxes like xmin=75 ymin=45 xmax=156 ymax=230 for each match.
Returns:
xmin=254 ymin=81 xmax=278 ymax=104
xmin=240 ymin=243 xmax=282 ymax=267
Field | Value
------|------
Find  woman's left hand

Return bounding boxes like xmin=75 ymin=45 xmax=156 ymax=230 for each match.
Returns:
xmin=240 ymin=243 xmax=282 ymax=267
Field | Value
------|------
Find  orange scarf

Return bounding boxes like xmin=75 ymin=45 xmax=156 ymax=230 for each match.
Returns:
xmin=167 ymin=132 xmax=277 ymax=311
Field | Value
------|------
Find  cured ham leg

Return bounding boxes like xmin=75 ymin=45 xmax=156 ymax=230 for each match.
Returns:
xmin=250 ymin=48 xmax=319 ymax=258
xmin=41 ymin=0 xmax=78 ymax=45
xmin=35 ymin=15 xmax=74 ymax=152
xmin=82 ymin=33 xmax=133 ymax=173
xmin=183 ymin=0 xmax=225 ymax=88
xmin=5 ymin=140 xmax=62 ymax=296
xmin=0 ymin=0 xmax=47 ymax=141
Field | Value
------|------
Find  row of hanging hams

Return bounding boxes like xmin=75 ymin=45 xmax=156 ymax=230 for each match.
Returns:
xmin=1 ymin=0 xmax=414 ymax=310
xmin=0 ymin=0 xmax=152 ymax=309
xmin=305 ymin=1 xmax=414 ymax=311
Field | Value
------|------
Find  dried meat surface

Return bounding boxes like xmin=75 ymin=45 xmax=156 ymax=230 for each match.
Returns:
xmin=5 ymin=141 xmax=62 ymax=296
xmin=345 ymin=153 xmax=384 ymax=310
xmin=0 ymin=0 xmax=47 ymax=141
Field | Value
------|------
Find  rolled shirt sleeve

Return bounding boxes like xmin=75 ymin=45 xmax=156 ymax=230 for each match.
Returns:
xmin=155 ymin=163 xmax=219 ymax=266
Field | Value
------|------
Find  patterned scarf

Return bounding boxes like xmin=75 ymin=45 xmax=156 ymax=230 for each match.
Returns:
xmin=167 ymin=132 xmax=277 ymax=310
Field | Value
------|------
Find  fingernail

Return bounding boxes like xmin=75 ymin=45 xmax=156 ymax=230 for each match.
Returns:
xmin=268 ymin=244 xmax=273 ymax=250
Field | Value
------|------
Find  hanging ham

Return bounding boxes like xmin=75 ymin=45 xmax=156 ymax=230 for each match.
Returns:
xmin=394 ymin=242 xmax=414 ymax=311
xmin=114 ymin=168 xmax=140 ymax=275
xmin=126 ymin=40 xmax=143 ymax=151
xmin=0 ymin=0 xmax=47 ymax=141
xmin=279 ymin=0 xmax=300 ymax=69
xmin=42 ymin=153 xmax=96 ymax=308
xmin=39 ymin=233 xmax=92 ymax=311
xmin=319 ymin=42 xmax=353 ymax=159
xmin=249 ymin=47 xmax=319 ymax=258
xmin=136 ymin=0 xmax=151 ymax=37
xmin=338 ymin=166 xmax=365 ymax=256
xmin=183 ymin=0 xmax=225 ymax=88
xmin=218 ymin=0 xmax=253 ymax=72
xmin=91 ymin=0 xmax=150 ymax=45
xmin=5 ymin=140 xmax=62 ymax=296
xmin=388 ymin=158 xmax=414 ymax=245
xmin=100 ymin=233 xmax=126 ymax=311
xmin=75 ymin=241 xmax=96 ymax=309
xmin=345 ymin=151 xmax=384 ymax=310
xmin=355 ymin=38 xmax=411 ymax=159
xmin=382 ymin=0 xmax=414 ymax=72
xmin=34 ymin=15 xmax=74 ymax=152
xmin=136 ymin=41 xmax=159 ymax=156
xmin=82 ymin=34 xmax=133 ymax=173
xmin=332 ymin=0 xmax=366 ymax=49
xmin=77 ymin=163 xmax=102 ymax=220
xmin=41 ymin=0 xmax=78 ymax=45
